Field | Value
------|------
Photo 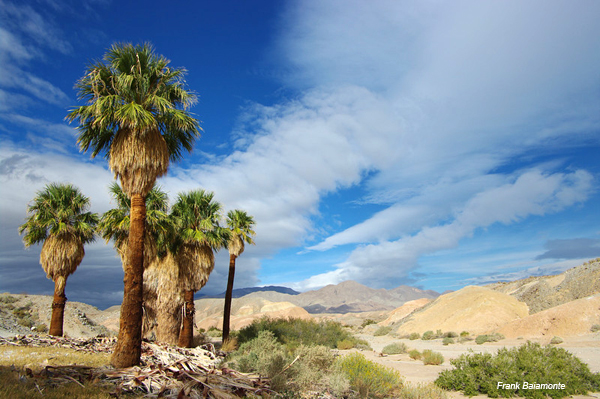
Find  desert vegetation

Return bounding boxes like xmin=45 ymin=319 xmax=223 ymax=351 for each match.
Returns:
xmin=436 ymin=342 xmax=600 ymax=398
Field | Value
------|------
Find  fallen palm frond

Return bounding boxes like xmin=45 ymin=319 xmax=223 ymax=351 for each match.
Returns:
xmin=0 ymin=335 xmax=275 ymax=398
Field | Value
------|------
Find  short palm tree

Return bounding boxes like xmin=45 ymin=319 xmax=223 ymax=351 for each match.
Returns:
xmin=67 ymin=42 xmax=200 ymax=367
xmin=222 ymin=210 xmax=255 ymax=342
xmin=18 ymin=183 xmax=98 ymax=336
xmin=98 ymin=183 xmax=172 ymax=339
xmin=170 ymin=190 xmax=228 ymax=347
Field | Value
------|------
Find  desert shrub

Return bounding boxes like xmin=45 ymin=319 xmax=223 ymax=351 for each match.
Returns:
xmin=34 ymin=323 xmax=48 ymax=333
xmin=550 ymin=336 xmax=563 ymax=345
xmin=206 ymin=326 xmax=222 ymax=337
xmin=435 ymin=342 xmax=600 ymax=398
xmin=459 ymin=331 xmax=469 ymax=337
xmin=422 ymin=349 xmax=444 ymax=365
xmin=591 ymin=324 xmax=600 ymax=333
xmin=0 ymin=295 xmax=18 ymax=304
xmin=435 ymin=329 xmax=443 ymax=338
xmin=221 ymin=337 xmax=238 ymax=352
xmin=236 ymin=317 xmax=360 ymax=350
xmin=373 ymin=326 xmax=392 ymax=336
xmin=409 ymin=332 xmax=420 ymax=340
xmin=442 ymin=337 xmax=454 ymax=346
xmin=475 ymin=332 xmax=504 ymax=344
xmin=443 ymin=331 xmax=458 ymax=338
xmin=409 ymin=349 xmax=422 ymax=360
xmin=362 ymin=319 xmax=377 ymax=328
xmin=382 ymin=342 xmax=407 ymax=355
xmin=335 ymin=352 xmax=403 ymax=398
xmin=337 ymin=339 xmax=354 ymax=350
xmin=289 ymin=344 xmax=336 ymax=392
xmin=399 ymin=382 xmax=449 ymax=399
xmin=421 ymin=330 xmax=435 ymax=340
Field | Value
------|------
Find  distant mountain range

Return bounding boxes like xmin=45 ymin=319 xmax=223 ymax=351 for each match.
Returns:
xmin=222 ymin=280 xmax=440 ymax=313
xmin=205 ymin=285 xmax=300 ymax=299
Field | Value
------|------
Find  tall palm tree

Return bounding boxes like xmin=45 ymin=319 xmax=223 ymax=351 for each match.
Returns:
xmin=18 ymin=183 xmax=98 ymax=336
xmin=222 ymin=210 xmax=255 ymax=342
xmin=170 ymin=190 xmax=228 ymax=347
xmin=97 ymin=183 xmax=172 ymax=340
xmin=67 ymin=42 xmax=201 ymax=367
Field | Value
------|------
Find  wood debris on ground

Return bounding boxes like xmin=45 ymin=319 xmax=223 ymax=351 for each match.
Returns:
xmin=0 ymin=335 xmax=276 ymax=398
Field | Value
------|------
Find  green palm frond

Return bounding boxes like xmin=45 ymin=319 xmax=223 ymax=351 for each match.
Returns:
xmin=19 ymin=183 xmax=99 ymax=247
xmin=171 ymin=189 xmax=227 ymax=252
xmin=66 ymin=42 xmax=201 ymax=162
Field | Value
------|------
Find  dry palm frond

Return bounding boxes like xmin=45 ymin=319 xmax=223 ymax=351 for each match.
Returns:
xmin=40 ymin=233 xmax=84 ymax=280
xmin=109 ymin=128 xmax=169 ymax=197
xmin=154 ymin=252 xmax=183 ymax=344
xmin=116 ymin=234 xmax=158 ymax=271
xmin=228 ymin=235 xmax=245 ymax=258
xmin=177 ymin=244 xmax=214 ymax=293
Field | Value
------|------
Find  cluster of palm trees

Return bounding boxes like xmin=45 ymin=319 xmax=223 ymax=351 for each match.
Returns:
xmin=19 ymin=182 xmax=255 ymax=357
xmin=18 ymin=42 xmax=255 ymax=368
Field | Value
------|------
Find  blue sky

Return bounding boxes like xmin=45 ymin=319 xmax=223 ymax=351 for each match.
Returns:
xmin=1 ymin=0 xmax=599 ymax=309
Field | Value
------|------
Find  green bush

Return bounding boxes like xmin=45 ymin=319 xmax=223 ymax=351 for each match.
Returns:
xmin=0 ymin=295 xmax=18 ymax=304
xmin=237 ymin=317 xmax=361 ymax=350
xmin=435 ymin=342 xmax=600 ymax=398
xmin=475 ymin=332 xmax=504 ymax=344
xmin=550 ymin=336 xmax=563 ymax=345
xmin=459 ymin=331 xmax=469 ymax=337
xmin=335 ymin=352 xmax=403 ymax=398
xmin=337 ymin=339 xmax=354 ymax=350
xmin=422 ymin=349 xmax=444 ymax=365
xmin=443 ymin=331 xmax=458 ymax=338
xmin=409 ymin=349 xmax=422 ymax=360
xmin=409 ymin=332 xmax=420 ymax=340
xmin=206 ymin=326 xmax=222 ymax=337
xmin=361 ymin=319 xmax=377 ymax=328
xmin=421 ymin=330 xmax=435 ymax=340
xmin=373 ymin=326 xmax=392 ymax=336
xmin=591 ymin=324 xmax=600 ymax=333
xmin=442 ymin=337 xmax=454 ymax=346
xmin=382 ymin=342 xmax=407 ymax=355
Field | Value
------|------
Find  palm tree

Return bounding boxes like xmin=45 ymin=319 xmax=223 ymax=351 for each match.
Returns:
xmin=18 ymin=183 xmax=98 ymax=336
xmin=67 ymin=42 xmax=200 ymax=367
xmin=170 ymin=190 xmax=228 ymax=347
xmin=97 ymin=183 xmax=172 ymax=340
xmin=222 ymin=210 xmax=255 ymax=342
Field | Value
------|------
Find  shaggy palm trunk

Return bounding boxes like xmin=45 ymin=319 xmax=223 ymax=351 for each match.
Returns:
xmin=111 ymin=194 xmax=146 ymax=368
xmin=222 ymin=253 xmax=237 ymax=342
xmin=49 ymin=275 xmax=67 ymax=336
xmin=178 ymin=290 xmax=195 ymax=347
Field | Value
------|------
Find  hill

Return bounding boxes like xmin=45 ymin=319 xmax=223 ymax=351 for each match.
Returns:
xmin=487 ymin=258 xmax=600 ymax=313
xmin=204 ymin=285 xmax=300 ymax=299
xmin=392 ymin=285 xmax=529 ymax=335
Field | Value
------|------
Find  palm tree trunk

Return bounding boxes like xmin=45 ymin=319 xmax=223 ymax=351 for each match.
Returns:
xmin=178 ymin=290 xmax=195 ymax=347
xmin=222 ymin=253 xmax=237 ymax=342
xmin=111 ymin=194 xmax=146 ymax=368
xmin=49 ymin=275 xmax=67 ymax=336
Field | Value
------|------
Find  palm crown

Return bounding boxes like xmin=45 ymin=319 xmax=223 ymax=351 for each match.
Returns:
xmin=66 ymin=42 xmax=201 ymax=197
xmin=226 ymin=209 xmax=255 ymax=257
xmin=19 ymin=183 xmax=97 ymax=248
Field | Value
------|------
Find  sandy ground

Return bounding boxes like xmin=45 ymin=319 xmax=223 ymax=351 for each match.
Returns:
xmin=352 ymin=333 xmax=600 ymax=399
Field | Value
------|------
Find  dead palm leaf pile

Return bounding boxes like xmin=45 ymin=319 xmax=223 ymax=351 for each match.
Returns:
xmin=0 ymin=335 xmax=275 ymax=398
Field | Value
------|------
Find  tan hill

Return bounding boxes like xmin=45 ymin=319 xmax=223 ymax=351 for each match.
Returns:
xmin=242 ymin=280 xmax=438 ymax=314
xmin=393 ymin=286 xmax=529 ymax=335
xmin=496 ymin=293 xmax=600 ymax=340
xmin=379 ymin=298 xmax=431 ymax=326
xmin=194 ymin=296 xmax=312 ymax=331
xmin=0 ymin=293 xmax=115 ymax=337
xmin=488 ymin=258 xmax=600 ymax=313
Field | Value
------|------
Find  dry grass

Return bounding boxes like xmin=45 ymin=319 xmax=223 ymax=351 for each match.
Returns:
xmin=0 ymin=346 xmax=110 ymax=370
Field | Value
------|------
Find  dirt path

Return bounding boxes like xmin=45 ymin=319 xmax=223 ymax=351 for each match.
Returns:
xmin=350 ymin=333 xmax=600 ymax=399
